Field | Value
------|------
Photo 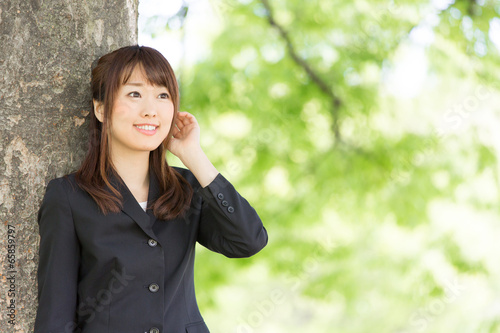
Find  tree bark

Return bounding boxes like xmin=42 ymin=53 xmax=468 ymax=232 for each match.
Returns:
xmin=0 ymin=0 xmax=138 ymax=331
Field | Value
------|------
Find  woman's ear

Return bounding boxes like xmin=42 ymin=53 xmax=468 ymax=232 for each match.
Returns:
xmin=93 ymin=100 xmax=104 ymax=123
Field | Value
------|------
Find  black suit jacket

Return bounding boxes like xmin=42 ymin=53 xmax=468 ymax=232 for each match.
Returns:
xmin=34 ymin=167 xmax=268 ymax=333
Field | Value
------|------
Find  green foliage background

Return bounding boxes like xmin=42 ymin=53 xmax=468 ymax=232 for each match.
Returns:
xmin=141 ymin=0 xmax=500 ymax=331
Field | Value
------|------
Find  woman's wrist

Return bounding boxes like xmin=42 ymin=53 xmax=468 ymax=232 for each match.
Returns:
xmin=180 ymin=147 xmax=219 ymax=188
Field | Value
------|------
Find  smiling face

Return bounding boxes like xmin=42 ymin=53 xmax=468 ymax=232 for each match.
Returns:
xmin=94 ymin=65 xmax=174 ymax=161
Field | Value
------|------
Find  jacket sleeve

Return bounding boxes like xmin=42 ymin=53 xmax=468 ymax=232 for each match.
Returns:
xmin=196 ymin=172 xmax=268 ymax=258
xmin=34 ymin=178 xmax=80 ymax=333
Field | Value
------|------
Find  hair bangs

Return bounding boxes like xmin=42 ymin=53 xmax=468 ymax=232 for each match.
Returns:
xmin=120 ymin=49 xmax=174 ymax=91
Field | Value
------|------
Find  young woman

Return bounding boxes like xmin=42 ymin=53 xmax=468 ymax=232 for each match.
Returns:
xmin=34 ymin=45 xmax=268 ymax=333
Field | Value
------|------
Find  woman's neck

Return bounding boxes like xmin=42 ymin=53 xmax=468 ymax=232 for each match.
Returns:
xmin=111 ymin=150 xmax=150 ymax=202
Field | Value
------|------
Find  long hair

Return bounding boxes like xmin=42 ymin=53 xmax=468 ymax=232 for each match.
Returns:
xmin=75 ymin=45 xmax=193 ymax=220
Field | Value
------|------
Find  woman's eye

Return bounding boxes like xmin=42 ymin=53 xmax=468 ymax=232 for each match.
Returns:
xmin=158 ymin=93 xmax=170 ymax=99
xmin=128 ymin=91 xmax=140 ymax=98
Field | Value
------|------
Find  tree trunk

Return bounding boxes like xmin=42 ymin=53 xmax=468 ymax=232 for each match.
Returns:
xmin=0 ymin=0 xmax=138 ymax=331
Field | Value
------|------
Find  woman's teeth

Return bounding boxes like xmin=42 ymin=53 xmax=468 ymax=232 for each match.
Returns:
xmin=135 ymin=125 xmax=156 ymax=131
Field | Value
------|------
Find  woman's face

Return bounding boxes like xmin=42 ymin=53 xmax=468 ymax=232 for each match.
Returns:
xmin=98 ymin=65 xmax=174 ymax=160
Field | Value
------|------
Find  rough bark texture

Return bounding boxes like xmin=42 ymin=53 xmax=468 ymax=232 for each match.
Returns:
xmin=0 ymin=0 xmax=138 ymax=331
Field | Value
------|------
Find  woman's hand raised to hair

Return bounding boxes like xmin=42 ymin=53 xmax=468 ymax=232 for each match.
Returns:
xmin=167 ymin=111 xmax=219 ymax=187
xmin=167 ymin=111 xmax=201 ymax=160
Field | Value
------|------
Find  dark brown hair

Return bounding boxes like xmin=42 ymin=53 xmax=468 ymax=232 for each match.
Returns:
xmin=75 ymin=45 xmax=193 ymax=220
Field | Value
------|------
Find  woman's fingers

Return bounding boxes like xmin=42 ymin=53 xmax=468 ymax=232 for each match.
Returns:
xmin=175 ymin=119 xmax=184 ymax=131
xmin=177 ymin=111 xmax=196 ymax=127
xmin=172 ymin=126 xmax=182 ymax=138
xmin=171 ymin=112 xmax=199 ymax=141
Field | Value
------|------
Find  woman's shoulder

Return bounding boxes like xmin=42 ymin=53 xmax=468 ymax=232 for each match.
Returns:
xmin=43 ymin=172 xmax=81 ymax=196
xmin=46 ymin=172 xmax=76 ymax=184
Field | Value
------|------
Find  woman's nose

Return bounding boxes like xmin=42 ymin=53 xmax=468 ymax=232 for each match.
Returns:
xmin=141 ymin=97 xmax=157 ymax=117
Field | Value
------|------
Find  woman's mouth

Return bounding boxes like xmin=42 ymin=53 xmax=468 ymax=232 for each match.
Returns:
xmin=134 ymin=124 xmax=158 ymax=135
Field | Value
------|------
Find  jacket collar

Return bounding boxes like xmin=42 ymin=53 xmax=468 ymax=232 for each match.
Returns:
xmin=107 ymin=167 xmax=161 ymax=240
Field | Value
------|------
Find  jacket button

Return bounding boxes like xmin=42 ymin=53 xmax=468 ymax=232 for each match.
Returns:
xmin=149 ymin=327 xmax=160 ymax=333
xmin=217 ymin=193 xmax=224 ymax=200
xmin=148 ymin=239 xmax=158 ymax=247
xmin=221 ymin=200 xmax=229 ymax=207
xmin=228 ymin=206 xmax=234 ymax=213
xmin=148 ymin=283 xmax=160 ymax=293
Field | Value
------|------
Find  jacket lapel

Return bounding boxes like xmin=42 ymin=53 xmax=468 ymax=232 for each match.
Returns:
xmin=108 ymin=168 xmax=160 ymax=239
xmin=145 ymin=168 xmax=161 ymax=223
